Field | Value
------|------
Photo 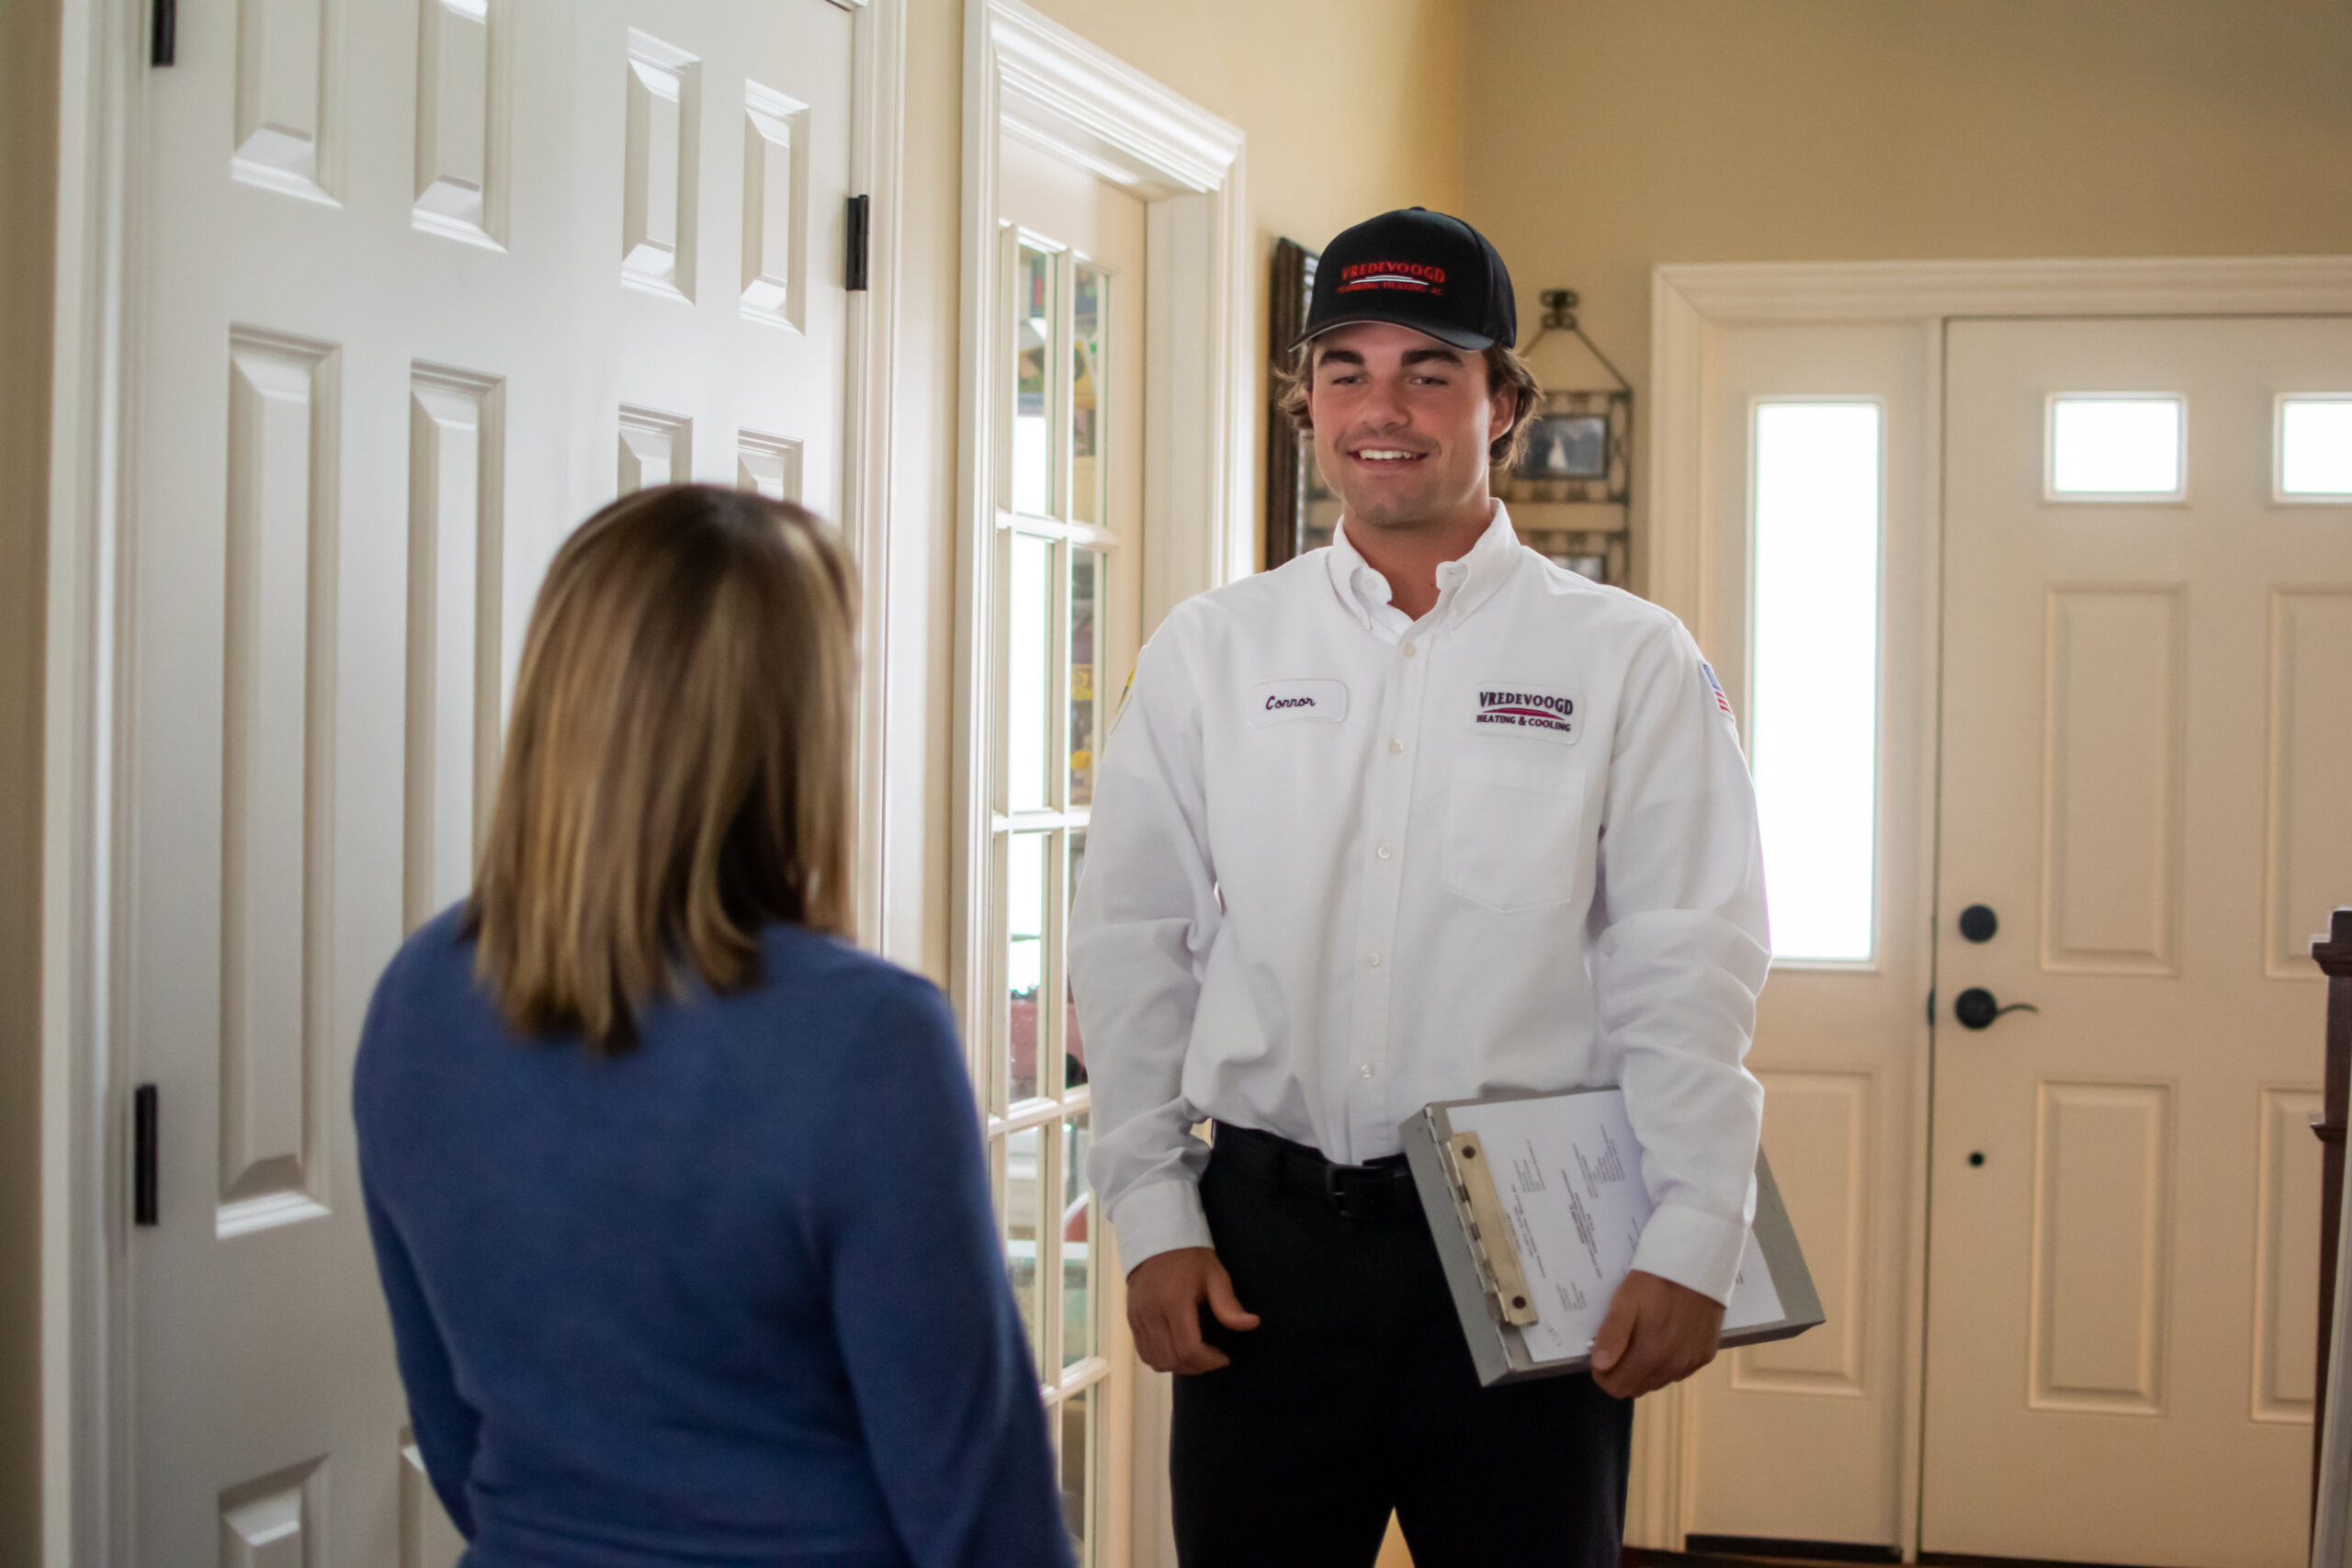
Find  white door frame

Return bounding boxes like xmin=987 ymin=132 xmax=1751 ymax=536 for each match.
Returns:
xmin=955 ymin=5 xmax=1248 ymax=1561
xmin=1632 ymin=253 xmax=2352 ymax=1558
xmin=37 ymin=0 xmax=908 ymax=1560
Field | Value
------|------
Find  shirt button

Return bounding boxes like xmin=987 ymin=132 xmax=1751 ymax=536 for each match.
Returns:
xmin=1376 ymin=844 xmax=1393 ymax=861
xmin=1366 ymin=952 xmax=1383 ymax=967
xmin=1402 ymin=641 xmax=1419 ymax=659
xmin=1359 ymin=1064 xmax=1377 ymax=1080
xmin=1388 ymin=739 xmax=1404 ymax=755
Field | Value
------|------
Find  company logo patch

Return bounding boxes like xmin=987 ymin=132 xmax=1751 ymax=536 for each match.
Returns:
xmin=1471 ymin=683 xmax=1581 ymax=745
xmin=1336 ymin=260 xmax=1447 ymax=295
xmin=1248 ymin=679 xmax=1349 ymax=728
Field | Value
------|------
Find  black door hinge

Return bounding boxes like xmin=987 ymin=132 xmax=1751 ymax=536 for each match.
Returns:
xmin=133 ymin=1085 xmax=159 ymax=1226
xmin=151 ymin=0 xmax=175 ymax=66
xmin=846 ymin=194 xmax=870 ymax=292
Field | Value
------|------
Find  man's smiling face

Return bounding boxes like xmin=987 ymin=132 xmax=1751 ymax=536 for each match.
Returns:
xmin=1305 ymin=320 xmax=1514 ymax=534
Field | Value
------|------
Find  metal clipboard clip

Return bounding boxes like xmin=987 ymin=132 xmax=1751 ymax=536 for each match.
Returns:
xmin=1440 ymin=1131 xmax=1540 ymax=1327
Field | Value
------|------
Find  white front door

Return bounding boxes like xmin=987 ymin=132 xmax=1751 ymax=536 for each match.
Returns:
xmin=978 ymin=130 xmax=1147 ymax=1567
xmin=1922 ymin=317 xmax=2352 ymax=1567
xmin=126 ymin=0 xmax=854 ymax=1557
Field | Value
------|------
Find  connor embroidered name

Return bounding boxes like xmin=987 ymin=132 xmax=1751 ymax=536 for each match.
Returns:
xmin=1266 ymin=694 xmax=1319 ymax=711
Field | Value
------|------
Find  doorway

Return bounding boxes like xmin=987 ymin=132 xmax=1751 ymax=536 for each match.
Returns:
xmin=1653 ymin=260 xmax=2352 ymax=1565
xmin=956 ymin=5 xmax=1250 ymax=1563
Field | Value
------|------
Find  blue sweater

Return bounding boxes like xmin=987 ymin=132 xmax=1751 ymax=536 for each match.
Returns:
xmin=356 ymin=909 xmax=1074 ymax=1568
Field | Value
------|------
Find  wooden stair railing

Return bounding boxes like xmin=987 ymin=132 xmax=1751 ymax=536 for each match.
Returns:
xmin=2312 ymin=908 xmax=2352 ymax=1537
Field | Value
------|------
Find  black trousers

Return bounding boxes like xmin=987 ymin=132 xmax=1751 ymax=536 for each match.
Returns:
xmin=1169 ymin=1129 xmax=1633 ymax=1568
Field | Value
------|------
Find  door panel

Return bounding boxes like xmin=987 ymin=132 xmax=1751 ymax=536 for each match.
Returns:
xmin=1923 ymin=316 xmax=2352 ymax=1568
xmin=130 ymin=0 xmax=853 ymax=1558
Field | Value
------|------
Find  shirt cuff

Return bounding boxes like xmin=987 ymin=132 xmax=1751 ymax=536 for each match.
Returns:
xmin=1629 ymin=1199 xmax=1751 ymax=1306
xmin=1106 ymin=1177 xmax=1213 ymax=1274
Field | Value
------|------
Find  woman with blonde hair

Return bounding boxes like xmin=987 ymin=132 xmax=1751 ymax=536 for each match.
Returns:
xmin=356 ymin=485 xmax=1070 ymax=1568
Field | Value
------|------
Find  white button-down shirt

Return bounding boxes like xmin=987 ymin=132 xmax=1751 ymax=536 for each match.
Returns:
xmin=1069 ymin=504 xmax=1771 ymax=1303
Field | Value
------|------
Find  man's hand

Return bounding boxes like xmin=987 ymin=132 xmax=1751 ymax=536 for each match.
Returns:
xmin=1126 ymin=1247 xmax=1260 ymax=1374
xmin=1589 ymin=1269 xmax=1724 ymax=1399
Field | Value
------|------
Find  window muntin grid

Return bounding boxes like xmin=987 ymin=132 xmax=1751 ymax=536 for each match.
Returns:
xmin=986 ymin=226 xmax=1121 ymax=1562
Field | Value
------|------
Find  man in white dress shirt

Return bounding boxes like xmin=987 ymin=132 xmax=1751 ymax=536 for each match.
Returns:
xmin=1069 ymin=208 xmax=1770 ymax=1566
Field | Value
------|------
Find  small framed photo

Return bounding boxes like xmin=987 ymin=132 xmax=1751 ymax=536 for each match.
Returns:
xmin=1504 ymin=388 xmax=1632 ymax=506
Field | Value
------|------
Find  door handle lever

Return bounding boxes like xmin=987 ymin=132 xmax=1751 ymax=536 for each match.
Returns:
xmin=1953 ymin=987 xmax=2038 ymax=1031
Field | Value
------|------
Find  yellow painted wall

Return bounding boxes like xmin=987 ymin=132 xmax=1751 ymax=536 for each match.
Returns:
xmin=889 ymin=0 xmax=1472 ymax=980
xmin=1462 ymin=0 xmax=2352 ymax=590
xmin=0 ymin=0 xmax=56 ymax=1559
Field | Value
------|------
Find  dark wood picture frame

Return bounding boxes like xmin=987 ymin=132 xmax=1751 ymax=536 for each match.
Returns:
xmin=1265 ymin=238 xmax=1339 ymax=570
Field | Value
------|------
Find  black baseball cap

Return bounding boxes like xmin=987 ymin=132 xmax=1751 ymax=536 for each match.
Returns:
xmin=1292 ymin=207 xmax=1517 ymax=354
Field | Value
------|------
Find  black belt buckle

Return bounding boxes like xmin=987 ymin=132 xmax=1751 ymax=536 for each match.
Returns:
xmin=1323 ymin=1160 xmax=1402 ymax=1219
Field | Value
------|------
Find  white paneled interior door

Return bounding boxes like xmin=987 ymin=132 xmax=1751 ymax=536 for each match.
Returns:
xmin=126 ymin=0 xmax=853 ymax=1558
xmin=1924 ymin=317 xmax=2352 ymax=1567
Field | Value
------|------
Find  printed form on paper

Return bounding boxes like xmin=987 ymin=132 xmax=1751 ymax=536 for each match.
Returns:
xmin=1445 ymin=1090 xmax=1786 ymax=1364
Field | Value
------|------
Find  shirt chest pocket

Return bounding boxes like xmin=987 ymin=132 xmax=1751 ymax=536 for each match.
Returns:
xmin=1442 ymin=756 xmax=1588 ymax=913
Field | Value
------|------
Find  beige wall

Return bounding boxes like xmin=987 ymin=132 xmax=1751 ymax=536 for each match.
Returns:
xmin=1462 ymin=0 xmax=2352 ymax=591
xmin=887 ymin=0 xmax=1471 ymax=981
xmin=0 ymin=0 xmax=57 ymax=1560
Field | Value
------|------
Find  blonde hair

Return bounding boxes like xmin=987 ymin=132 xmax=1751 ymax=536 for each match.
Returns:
xmin=467 ymin=484 xmax=857 ymax=1051
xmin=1273 ymin=339 xmax=1544 ymax=472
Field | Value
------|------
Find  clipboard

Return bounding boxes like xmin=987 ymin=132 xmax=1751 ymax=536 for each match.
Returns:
xmin=1400 ymin=1088 xmax=1825 ymax=1387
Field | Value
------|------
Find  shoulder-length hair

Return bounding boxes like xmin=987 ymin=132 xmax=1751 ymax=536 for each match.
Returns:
xmin=467 ymin=483 xmax=857 ymax=1051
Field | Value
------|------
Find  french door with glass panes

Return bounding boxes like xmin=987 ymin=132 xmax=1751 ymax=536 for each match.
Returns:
xmin=985 ymin=139 xmax=1146 ymax=1563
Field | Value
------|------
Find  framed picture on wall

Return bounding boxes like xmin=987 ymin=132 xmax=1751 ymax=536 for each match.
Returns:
xmin=1503 ymin=387 xmax=1632 ymax=507
xmin=1265 ymin=238 xmax=1342 ymax=570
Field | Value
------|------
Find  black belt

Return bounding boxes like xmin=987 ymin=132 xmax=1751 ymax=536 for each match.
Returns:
xmin=1211 ymin=1122 xmax=1421 ymax=1220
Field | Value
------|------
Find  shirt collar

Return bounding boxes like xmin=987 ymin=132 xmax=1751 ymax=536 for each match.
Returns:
xmin=1325 ymin=502 xmax=1524 ymax=635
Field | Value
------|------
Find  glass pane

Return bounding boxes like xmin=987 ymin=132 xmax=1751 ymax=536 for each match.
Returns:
xmin=1012 ymin=244 xmax=1054 ymax=516
xmin=1071 ymin=266 xmax=1104 ymax=525
xmin=1007 ymin=534 xmax=1055 ymax=813
xmin=1061 ymin=1116 xmax=1095 ymax=1369
xmin=2049 ymin=395 xmax=2183 ymax=497
xmin=1069 ymin=549 xmax=1101 ymax=806
xmin=1003 ymin=1124 xmax=1045 ymax=1364
xmin=1058 ymin=1383 xmax=1091 ymax=1557
xmin=1065 ymin=830 xmax=1088 ymax=1087
xmin=1751 ymin=401 xmax=1882 ymax=963
xmin=1007 ymin=831 xmax=1048 ymax=1104
xmin=2281 ymin=396 xmax=2352 ymax=497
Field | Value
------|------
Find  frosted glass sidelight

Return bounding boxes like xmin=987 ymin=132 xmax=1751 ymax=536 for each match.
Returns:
xmin=2279 ymin=396 xmax=2352 ymax=499
xmin=1012 ymin=245 xmax=1054 ymax=516
xmin=1007 ymin=534 xmax=1054 ymax=812
xmin=1751 ymin=401 xmax=1883 ymax=963
xmin=2049 ymin=396 xmax=2184 ymax=499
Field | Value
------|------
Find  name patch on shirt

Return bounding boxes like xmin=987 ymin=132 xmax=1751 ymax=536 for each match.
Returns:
xmin=1248 ymin=679 xmax=1349 ymax=728
xmin=1471 ymin=683 xmax=1582 ymax=745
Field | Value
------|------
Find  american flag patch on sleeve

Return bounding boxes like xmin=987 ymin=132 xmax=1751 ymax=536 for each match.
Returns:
xmin=1700 ymin=660 xmax=1736 ymax=722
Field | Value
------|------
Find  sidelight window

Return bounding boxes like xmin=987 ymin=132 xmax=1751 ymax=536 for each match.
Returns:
xmin=1750 ymin=400 xmax=1884 ymax=964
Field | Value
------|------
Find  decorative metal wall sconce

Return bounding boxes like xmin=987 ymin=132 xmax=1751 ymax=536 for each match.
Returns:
xmin=1506 ymin=289 xmax=1633 ymax=508
xmin=1501 ymin=288 xmax=1634 ymax=587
